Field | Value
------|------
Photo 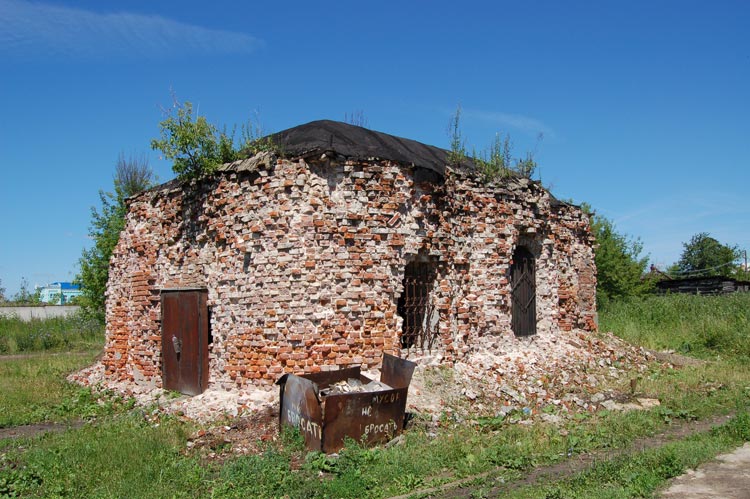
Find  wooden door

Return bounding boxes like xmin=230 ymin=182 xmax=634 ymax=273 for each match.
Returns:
xmin=161 ymin=289 xmax=209 ymax=395
xmin=511 ymin=247 xmax=536 ymax=336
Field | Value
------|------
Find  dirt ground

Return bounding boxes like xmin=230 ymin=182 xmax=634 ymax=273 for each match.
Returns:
xmin=0 ymin=421 xmax=84 ymax=440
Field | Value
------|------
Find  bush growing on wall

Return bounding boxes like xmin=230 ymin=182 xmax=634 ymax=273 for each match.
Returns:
xmin=446 ymin=105 xmax=538 ymax=181
xmin=151 ymin=98 xmax=276 ymax=181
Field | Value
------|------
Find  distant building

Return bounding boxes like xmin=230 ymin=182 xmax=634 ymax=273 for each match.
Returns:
xmin=38 ymin=282 xmax=82 ymax=305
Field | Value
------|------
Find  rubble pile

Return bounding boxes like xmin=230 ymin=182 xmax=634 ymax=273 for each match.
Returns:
xmin=70 ymin=325 xmax=659 ymax=425
xmin=405 ymin=328 xmax=655 ymax=421
xmin=319 ymin=378 xmax=391 ymax=397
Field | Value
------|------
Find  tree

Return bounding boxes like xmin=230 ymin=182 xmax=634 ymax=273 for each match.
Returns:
xmin=675 ymin=233 xmax=739 ymax=277
xmin=77 ymin=154 xmax=155 ymax=323
xmin=151 ymin=98 xmax=275 ymax=180
xmin=0 ymin=278 xmax=5 ymax=303
xmin=151 ymin=100 xmax=229 ymax=180
xmin=12 ymin=277 xmax=41 ymax=305
xmin=584 ymin=205 xmax=652 ymax=306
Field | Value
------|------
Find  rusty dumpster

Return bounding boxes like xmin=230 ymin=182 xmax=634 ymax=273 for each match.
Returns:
xmin=276 ymin=353 xmax=417 ymax=453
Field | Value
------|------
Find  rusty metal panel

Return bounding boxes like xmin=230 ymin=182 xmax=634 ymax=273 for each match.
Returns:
xmin=277 ymin=355 xmax=417 ymax=453
xmin=322 ymin=387 xmax=410 ymax=451
xmin=161 ymin=289 xmax=208 ymax=395
xmin=381 ymin=353 xmax=416 ymax=389
xmin=277 ymin=374 xmax=323 ymax=450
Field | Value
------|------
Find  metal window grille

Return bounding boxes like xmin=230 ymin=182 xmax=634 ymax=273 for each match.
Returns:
xmin=398 ymin=261 xmax=440 ymax=351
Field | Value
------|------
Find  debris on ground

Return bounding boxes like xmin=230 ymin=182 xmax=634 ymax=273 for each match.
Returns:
xmin=68 ymin=327 xmax=688 ymax=458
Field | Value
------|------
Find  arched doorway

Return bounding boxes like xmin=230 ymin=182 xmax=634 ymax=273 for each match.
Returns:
xmin=511 ymin=246 xmax=536 ymax=336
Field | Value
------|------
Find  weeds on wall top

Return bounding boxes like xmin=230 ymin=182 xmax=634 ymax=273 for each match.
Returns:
xmin=151 ymin=97 xmax=277 ymax=181
xmin=447 ymin=105 xmax=538 ymax=182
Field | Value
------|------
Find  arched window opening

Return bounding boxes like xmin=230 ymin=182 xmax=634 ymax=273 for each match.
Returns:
xmin=511 ymin=246 xmax=537 ymax=337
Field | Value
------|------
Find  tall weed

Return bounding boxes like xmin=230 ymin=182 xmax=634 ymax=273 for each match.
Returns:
xmin=0 ymin=313 xmax=103 ymax=354
xmin=600 ymin=293 xmax=750 ymax=359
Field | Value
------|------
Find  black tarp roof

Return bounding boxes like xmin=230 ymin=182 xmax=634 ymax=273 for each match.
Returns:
xmin=267 ymin=120 xmax=467 ymax=176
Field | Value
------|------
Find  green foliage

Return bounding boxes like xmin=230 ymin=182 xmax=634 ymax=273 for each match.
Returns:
xmin=675 ymin=232 xmax=740 ymax=277
xmin=151 ymin=99 xmax=276 ymax=181
xmin=475 ymin=132 xmax=512 ymax=180
xmin=10 ymin=277 xmax=42 ymax=305
xmin=0 ymin=348 xmax=108 ymax=427
xmin=509 ymin=413 xmax=750 ymax=499
xmin=76 ymin=154 xmax=155 ymax=324
xmin=150 ymin=100 xmax=225 ymax=179
xmin=447 ymin=105 xmax=538 ymax=180
xmin=0 ymin=313 xmax=103 ymax=354
xmin=0 ymin=414 xmax=208 ymax=498
xmin=447 ymin=105 xmax=468 ymax=166
xmin=599 ymin=292 xmax=750 ymax=360
xmin=0 ymin=278 xmax=5 ymax=303
xmin=584 ymin=205 xmax=652 ymax=307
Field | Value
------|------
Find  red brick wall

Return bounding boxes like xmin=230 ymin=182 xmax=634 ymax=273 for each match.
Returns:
xmin=104 ymin=156 xmax=596 ymax=389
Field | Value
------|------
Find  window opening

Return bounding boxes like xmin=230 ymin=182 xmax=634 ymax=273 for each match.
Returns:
xmin=511 ymin=246 xmax=537 ymax=336
xmin=398 ymin=259 xmax=439 ymax=350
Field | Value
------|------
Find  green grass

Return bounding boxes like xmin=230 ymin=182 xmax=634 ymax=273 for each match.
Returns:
xmin=505 ymin=411 xmax=750 ymax=499
xmin=0 ymin=414 xmax=207 ymax=498
xmin=1 ymin=293 xmax=749 ymax=498
xmin=0 ymin=348 xmax=123 ymax=428
xmin=600 ymin=293 xmax=750 ymax=360
xmin=0 ymin=313 xmax=104 ymax=354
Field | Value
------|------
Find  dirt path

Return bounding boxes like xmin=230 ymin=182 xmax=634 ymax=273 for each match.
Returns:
xmin=0 ymin=421 xmax=85 ymax=441
xmin=386 ymin=413 xmax=735 ymax=499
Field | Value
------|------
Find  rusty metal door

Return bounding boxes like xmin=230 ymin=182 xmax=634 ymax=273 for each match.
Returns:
xmin=511 ymin=246 xmax=536 ymax=336
xmin=161 ymin=289 xmax=209 ymax=395
xmin=398 ymin=260 xmax=439 ymax=350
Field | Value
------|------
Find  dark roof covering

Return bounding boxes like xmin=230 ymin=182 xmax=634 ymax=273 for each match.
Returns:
xmin=268 ymin=120 xmax=465 ymax=176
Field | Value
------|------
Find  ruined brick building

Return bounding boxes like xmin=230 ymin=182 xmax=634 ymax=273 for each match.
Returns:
xmin=104 ymin=120 xmax=597 ymax=395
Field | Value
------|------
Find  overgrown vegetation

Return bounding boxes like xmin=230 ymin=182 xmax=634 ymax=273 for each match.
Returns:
xmin=76 ymin=154 xmax=155 ymax=323
xmin=584 ymin=204 xmax=653 ymax=308
xmin=446 ymin=105 xmax=538 ymax=181
xmin=600 ymin=292 xmax=750 ymax=360
xmin=0 ymin=414 xmax=203 ymax=498
xmin=0 ymin=313 xmax=103 ymax=354
xmin=151 ymin=98 xmax=276 ymax=181
xmin=0 ymin=347 xmax=112 ymax=428
xmin=2 ymin=294 xmax=749 ymax=498
xmin=5 ymin=277 xmax=43 ymax=305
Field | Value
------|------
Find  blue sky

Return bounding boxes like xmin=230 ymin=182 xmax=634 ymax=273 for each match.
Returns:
xmin=0 ymin=0 xmax=748 ymax=296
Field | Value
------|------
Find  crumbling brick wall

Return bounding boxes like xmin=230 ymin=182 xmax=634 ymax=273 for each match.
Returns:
xmin=104 ymin=154 xmax=596 ymax=390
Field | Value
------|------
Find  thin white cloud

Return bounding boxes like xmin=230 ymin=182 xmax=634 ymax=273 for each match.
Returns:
xmin=607 ymin=191 xmax=750 ymax=266
xmin=462 ymin=108 xmax=557 ymax=140
xmin=0 ymin=0 xmax=263 ymax=59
